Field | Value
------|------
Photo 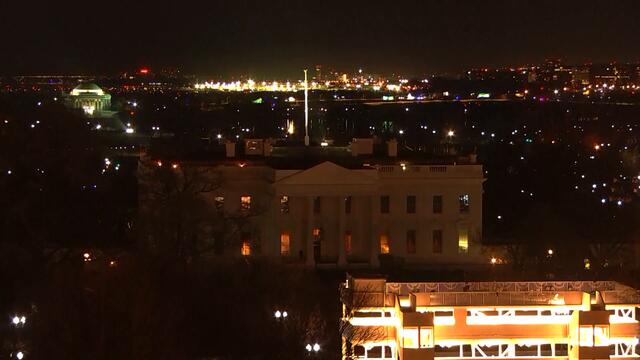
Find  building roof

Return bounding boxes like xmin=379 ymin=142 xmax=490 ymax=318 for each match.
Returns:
xmin=70 ymin=82 xmax=105 ymax=96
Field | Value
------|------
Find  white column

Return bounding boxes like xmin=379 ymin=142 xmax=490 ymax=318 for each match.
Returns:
xmin=306 ymin=196 xmax=315 ymax=266
xmin=370 ymin=196 xmax=380 ymax=267
xmin=338 ymin=196 xmax=346 ymax=266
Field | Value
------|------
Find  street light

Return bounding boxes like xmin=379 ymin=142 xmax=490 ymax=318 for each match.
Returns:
xmin=11 ymin=315 xmax=26 ymax=326
xmin=15 ymin=351 xmax=24 ymax=360
xmin=306 ymin=343 xmax=320 ymax=352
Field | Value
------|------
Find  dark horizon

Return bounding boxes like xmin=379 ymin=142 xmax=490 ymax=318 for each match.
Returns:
xmin=1 ymin=0 xmax=640 ymax=77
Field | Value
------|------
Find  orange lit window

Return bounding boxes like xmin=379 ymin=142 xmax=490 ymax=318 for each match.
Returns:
xmin=419 ymin=327 xmax=434 ymax=348
xmin=241 ymin=196 xmax=251 ymax=211
xmin=594 ymin=325 xmax=609 ymax=346
xmin=380 ymin=234 xmax=390 ymax=254
xmin=403 ymin=327 xmax=419 ymax=349
xmin=344 ymin=231 xmax=352 ymax=255
xmin=241 ymin=241 xmax=251 ymax=256
xmin=280 ymin=233 xmax=290 ymax=256
xmin=579 ymin=326 xmax=594 ymax=346
xmin=313 ymin=228 xmax=321 ymax=237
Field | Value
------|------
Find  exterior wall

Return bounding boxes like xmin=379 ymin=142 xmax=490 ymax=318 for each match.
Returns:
xmin=142 ymin=160 xmax=485 ymax=267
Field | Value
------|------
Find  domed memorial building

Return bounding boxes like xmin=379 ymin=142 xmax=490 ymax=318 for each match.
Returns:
xmin=64 ymin=82 xmax=112 ymax=116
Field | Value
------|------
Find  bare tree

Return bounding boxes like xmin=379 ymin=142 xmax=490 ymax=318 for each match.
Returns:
xmin=136 ymin=157 xmax=263 ymax=262
xmin=339 ymin=281 xmax=389 ymax=360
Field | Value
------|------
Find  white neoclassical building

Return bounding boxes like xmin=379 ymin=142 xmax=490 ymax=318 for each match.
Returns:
xmin=141 ymin=150 xmax=486 ymax=268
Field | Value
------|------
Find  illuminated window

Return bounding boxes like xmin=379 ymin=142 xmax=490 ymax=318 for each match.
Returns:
xmin=403 ymin=327 xmax=419 ymax=348
xmin=380 ymin=234 xmax=390 ymax=254
xmin=312 ymin=228 xmax=321 ymax=237
xmin=240 ymin=195 xmax=251 ymax=211
xmin=241 ymin=232 xmax=251 ymax=256
xmin=433 ymin=230 xmax=443 ymax=254
xmin=214 ymin=196 xmax=224 ymax=211
xmin=345 ymin=196 xmax=352 ymax=214
xmin=344 ymin=231 xmax=352 ymax=255
xmin=280 ymin=195 xmax=289 ymax=214
xmin=406 ymin=195 xmax=416 ymax=213
xmin=594 ymin=325 xmax=610 ymax=346
xmin=313 ymin=196 xmax=321 ymax=214
xmin=459 ymin=194 xmax=470 ymax=213
xmin=406 ymin=230 xmax=416 ymax=254
xmin=458 ymin=228 xmax=469 ymax=254
xmin=420 ymin=327 xmax=434 ymax=348
xmin=433 ymin=195 xmax=443 ymax=214
xmin=380 ymin=195 xmax=390 ymax=214
xmin=580 ymin=325 xmax=594 ymax=346
xmin=280 ymin=233 xmax=290 ymax=256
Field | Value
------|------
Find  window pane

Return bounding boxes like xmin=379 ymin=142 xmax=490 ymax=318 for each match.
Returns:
xmin=280 ymin=195 xmax=289 ymax=214
xmin=214 ymin=196 xmax=224 ymax=211
xmin=313 ymin=196 xmax=321 ymax=213
xmin=459 ymin=194 xmax=470 ymax=213
xmin=580 ymin=326 xmax=594 ymax=346
xmin=280 ymin=233 xmax=290 ymax=256
xmin=406 ymin=230 xmax=416 ymax=254
xmin=344 ymin=231 xmax=352 ymax=255
xmin=458 ymin=228 xmax=469 ymax=253
xmin=594 ymin=325 xmax=609 ymax=346
xmin=433 ymin=230 xmax=443 ymax=254
xmin=241 ymin=195 xmax=251 ymax=211
xmin=420 ymin=327 xmax=434 ymax=348
xmin=381 ymin=196 xmax=390 ymax=214
xmin=433 ymin=195 xmax=442 ymax=214
xmin=380 ymin=234 xmax=390 ymax=254
xmin=407 ymin=195 xmax=416 ymax=213
xmin=403 ymin=327 xmax=419 ymax=349
xmin=241 ymin=232 xmax=251 ymax=256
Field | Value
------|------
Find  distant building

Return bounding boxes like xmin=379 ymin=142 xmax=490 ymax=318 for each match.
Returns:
xmin=340 ymin=275 xmax=640 ymax=360
xmin=139 ymin=145 xmax=485 ymax=268
xmin=64 ymin=82 xmax=112 ymax=116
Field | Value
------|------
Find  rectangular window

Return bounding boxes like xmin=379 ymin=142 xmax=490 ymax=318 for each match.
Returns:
xmin=214 ymin=196 xmax=224 ymax=211
xmin=241 ymin=232 xmax=251 ymax=256
xmin=379 ymin=234 xmax=390 ymax=254
xmin=406 ymin=230 xmax=416 ymax=254
xmin=403 ymin=327 xmax=419 ymax=349
xmin=313 ymin=196 xmax=321 ymax=214
xmin=458 ymin=228 xmax=469 ymax=254
xmin=344 ymin=231 xmax=352 ymax=255
xmin=406 ymin=195 xmax=416 ymax=214
xmin=433 ymin=230 xmax=443 ymax=254
xmin=459 ymin=194 xmax=470 ymax=213
xmin=594 ymin=325 xmax=609 ymax=346
xmin=280 ymin=232 xmax=290 ymax=256
xmin=420 ymin=327 xmax=434 ymax=348
xmin=345 ymin=196 xmax=352 ymax=214
xmin=433 ymin=195 xmax=443 ymax=214
xmin=240 ymin=195 xmax=251 ymax=211
xmin=580 ymin=326 xmax=594 ymax=347
xmin=280 ymin=195 xmax=290 ymax=214
xmin=380 ymin=195 xmax=390 ymax=214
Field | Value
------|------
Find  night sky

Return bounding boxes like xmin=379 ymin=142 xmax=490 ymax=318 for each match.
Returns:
xmin=1 ymin=0 xmax=639 ymax=77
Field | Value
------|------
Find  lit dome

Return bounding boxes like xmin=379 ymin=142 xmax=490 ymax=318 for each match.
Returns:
xmin=71 ymin=82 xmax=105 ymax=96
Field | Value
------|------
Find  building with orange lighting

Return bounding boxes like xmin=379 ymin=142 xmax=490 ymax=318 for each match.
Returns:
xmin=340 ymin=275 xmax=640 ymax=360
